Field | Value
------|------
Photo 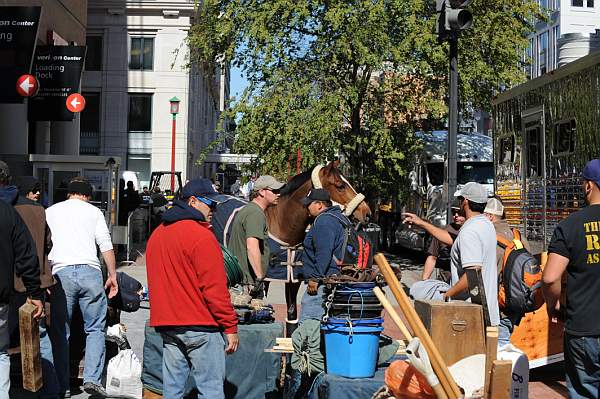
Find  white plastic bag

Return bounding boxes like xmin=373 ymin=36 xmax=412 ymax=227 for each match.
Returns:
xmin=106 ymin=349 xmax=143 ymax=398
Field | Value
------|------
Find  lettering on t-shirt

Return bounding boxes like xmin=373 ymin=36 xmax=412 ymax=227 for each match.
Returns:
xmin=584 ymin=221 xmax=600 ymax=264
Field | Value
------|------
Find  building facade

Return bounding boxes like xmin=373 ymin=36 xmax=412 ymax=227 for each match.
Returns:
xmin=528 ymin=0 xmax=600 ymax=79
xmin=83 ymin=0 xmax=227 ymax=187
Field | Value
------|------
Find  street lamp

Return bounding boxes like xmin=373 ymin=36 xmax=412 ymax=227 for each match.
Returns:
xmin=169 ymin=96 xmax=180 ymax=192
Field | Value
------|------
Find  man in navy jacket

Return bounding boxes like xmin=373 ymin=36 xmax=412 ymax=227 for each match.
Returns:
xmin=299 ymin=189 xmax=347 ymax=322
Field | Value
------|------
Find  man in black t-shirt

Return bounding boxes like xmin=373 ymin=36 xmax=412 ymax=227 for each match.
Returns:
xmin=543 ymin=158 xmax=600 ymax=398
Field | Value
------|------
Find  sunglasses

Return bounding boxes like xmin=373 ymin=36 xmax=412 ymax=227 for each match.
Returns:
xmin=264 ymin=188 xmax=280 ymax=194
xmin=195 ymin=196 xmax=218 ymax=210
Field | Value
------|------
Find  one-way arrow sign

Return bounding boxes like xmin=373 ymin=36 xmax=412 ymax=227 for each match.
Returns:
xmin=16 ymin=74 xmax=39 ymax=97
xmin=66 ymin=93 xmax=86 ymax=113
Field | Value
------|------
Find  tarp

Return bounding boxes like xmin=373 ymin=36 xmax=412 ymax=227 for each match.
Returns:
xmin=141 ymin=321 xmax=283 ymax=398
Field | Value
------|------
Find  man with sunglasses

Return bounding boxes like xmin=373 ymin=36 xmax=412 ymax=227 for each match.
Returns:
xmin=229 ymin=175 xmax=284 ymax=297
xmin=404 ymin=182 xmax=499 ymax=329
xmin=146 ymin=178 xmax=238 ymax=398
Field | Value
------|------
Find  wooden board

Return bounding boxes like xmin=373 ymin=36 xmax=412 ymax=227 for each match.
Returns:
xmin=19 ymin=303 xmax=42 ymax=392
xmin=509 ymin=304 xmax=564 ymax=367
xmin=489 ymin=360 xmax=512 ymax=399
xmin=414 ymin=300 xmax=486 ymax=366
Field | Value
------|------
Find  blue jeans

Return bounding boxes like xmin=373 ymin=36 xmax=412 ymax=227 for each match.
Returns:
xmin=565 ymin=333 xmax=600 ymax=398
xmin=498 ymin=317 xmax=514 ymax=348
xmin=160 ymin=328 xmax=226 ymax=398
xmin=0 ymin=304 xmax=9 ymax=399
xmin=39 ymin=316 xmax=60 ymax=399
xmin=299 ymin=285 xmax=326 ymax=323
xmin=49 ymin=265 xmax=107 ymax=391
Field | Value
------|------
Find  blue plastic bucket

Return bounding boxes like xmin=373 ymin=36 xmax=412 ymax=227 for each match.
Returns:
xmin=321 ymin=322 xmax=383 ymax=378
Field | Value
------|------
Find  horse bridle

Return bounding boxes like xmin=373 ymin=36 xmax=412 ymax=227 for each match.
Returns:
xmin=310 ymin=165 xmax=366 ymax=218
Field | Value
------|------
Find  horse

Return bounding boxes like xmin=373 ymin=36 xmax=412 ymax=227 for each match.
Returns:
xmin=210 ymin=162 xmax=371 ymax=334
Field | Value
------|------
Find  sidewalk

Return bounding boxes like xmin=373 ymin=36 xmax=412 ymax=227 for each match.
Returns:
xmin=11 ymin=256 xmax=566 ymax=398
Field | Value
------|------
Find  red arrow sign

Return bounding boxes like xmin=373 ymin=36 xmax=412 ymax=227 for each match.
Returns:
xmin=16 ymin=74 xmax=39 ymax=97
xmin=66 ymin=93 xmax=86 ymax=113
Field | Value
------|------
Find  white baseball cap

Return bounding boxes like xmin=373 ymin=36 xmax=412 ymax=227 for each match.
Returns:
xmin=454 ymin=182 xmax=488 ymax=204
xmin=484 ymin=198 xmax=504 ymax=216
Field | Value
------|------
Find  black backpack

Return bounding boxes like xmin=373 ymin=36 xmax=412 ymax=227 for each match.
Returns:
xmin=316 ymin=212 xmax=374 ymax=270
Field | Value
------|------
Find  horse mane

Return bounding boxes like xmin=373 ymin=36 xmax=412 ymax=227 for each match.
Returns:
xmin=279 ymin=167 xmax=314 ymax=196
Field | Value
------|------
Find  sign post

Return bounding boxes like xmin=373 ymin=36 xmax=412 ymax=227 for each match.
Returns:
xmin=0 ymin=6 xmax=41 ymax=103
xmin=29 ymin=45 xmax=86 ymax=121
xmin=169 ymin=97 xmax=180 ymax=192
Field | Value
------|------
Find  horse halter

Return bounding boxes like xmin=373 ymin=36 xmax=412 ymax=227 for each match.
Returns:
xmin=310 ymin=165 xmax=366 ymax=218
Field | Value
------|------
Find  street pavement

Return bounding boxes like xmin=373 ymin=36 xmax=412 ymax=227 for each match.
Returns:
xmin=11 ymin=250 xmax=566 ymax=398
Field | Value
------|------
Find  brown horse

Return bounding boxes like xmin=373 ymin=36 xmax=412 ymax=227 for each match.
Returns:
xmin=263 ymin=162 xmax=371 ymax=333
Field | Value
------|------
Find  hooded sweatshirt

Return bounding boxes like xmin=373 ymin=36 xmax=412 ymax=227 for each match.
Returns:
xmin=302 ymin=206 xmax=347 ymax=279
xmin=146 ymin=199 xmax=237 ymax=333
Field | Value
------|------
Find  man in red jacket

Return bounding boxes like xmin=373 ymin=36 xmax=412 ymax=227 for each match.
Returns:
xmin=146 ymin=178 xmax=238 ymax=399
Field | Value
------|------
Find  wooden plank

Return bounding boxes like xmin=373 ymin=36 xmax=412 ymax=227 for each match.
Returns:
xmin=484 ymin=327 xmax=499 ymax=399
xmin=465 ymin=266 xmax=491 ymax=327
xmin=375 ymin=253 xmax=462 ymax=399
xmin=19 ymin=303 xmax=42 ymax=392
xmin=489 ymin=360 xmax=512 ymax=399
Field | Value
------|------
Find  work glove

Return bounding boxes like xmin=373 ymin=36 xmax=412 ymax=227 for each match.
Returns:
xmin=307 ymin=279 xmax=319 ymax=296
xmin=249 ymin=279 xmax=265 ymax=299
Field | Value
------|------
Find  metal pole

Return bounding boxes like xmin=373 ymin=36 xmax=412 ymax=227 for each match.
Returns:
xmin=171 ymin=114 xmax=176 ymax=192
xmin=447 ymin=33 xmax=458 ymax=224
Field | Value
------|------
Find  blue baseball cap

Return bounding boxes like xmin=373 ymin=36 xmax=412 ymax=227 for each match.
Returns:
xmin=181 ymin=178 xmax=219 ymax=200
xmin=583 ymin=159 xmax=600 ymax=186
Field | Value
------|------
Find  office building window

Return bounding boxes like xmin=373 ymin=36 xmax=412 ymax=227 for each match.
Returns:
xmin=538 ymin=31 xmax=548 ymax=75
xmin=85 ymin=36 xmax=103 ymax=71
xmin=128 ymin=94 xmax=152 ymax=132
xmin=587 ymin=0 xmax=594 ymax=6
xmin=572 ymin=0 xmax=583 ymax=6
xmin=80 ymin=93 xmax=101 ymax=155
xmin=129 ymin=37 xmax=154 ymax=70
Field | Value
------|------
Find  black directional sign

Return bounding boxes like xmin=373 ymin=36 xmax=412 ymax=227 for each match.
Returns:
xmin=29 ymin=46 xmax=86 ymax=121
xmin=0 ymin=6 xmax=41 ymax=103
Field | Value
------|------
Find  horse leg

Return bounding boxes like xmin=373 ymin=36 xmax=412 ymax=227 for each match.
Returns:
xmin=285 ymin=281 xmax=301 ymax=337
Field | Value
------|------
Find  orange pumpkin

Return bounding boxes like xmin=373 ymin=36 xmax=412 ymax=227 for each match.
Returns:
xmin=384 ymin=360 xmax=436 ymax=399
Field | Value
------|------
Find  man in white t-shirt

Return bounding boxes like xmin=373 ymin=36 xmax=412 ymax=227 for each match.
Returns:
xmin=46 ymin=179 xmax=119 ymax=398
xmin=443 ymin=183 xmax=499 ymax=327
xmin=404 ymin=184 xmax=500 ymax=333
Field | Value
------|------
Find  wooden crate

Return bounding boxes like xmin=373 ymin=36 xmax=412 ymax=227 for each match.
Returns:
xmin=414 ymin=300 xmax=486 ymax=366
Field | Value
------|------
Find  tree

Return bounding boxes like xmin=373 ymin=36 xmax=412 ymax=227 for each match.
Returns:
xmin=188 ymin=0 xmax=542 ymax=198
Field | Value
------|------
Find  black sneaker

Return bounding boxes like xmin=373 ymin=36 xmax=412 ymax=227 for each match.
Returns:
xmin=83 ymin=381 xmax=107 ymax=397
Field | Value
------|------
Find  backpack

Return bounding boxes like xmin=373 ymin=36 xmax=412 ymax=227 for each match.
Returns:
xmin=110 ymin=272 xmax=143 ymax=312
xmin=316 ymin=212 xmax=374 ymax=270
xmin=497 ymin=229 xmax=544 ymax=325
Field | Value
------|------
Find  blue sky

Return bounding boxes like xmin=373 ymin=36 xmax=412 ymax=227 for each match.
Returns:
xmin=230 ymin=65 xmax=249 ymax=99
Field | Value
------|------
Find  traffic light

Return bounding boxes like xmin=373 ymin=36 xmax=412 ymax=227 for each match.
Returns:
xmin=436 ymin=0 xmax=473 ymax=41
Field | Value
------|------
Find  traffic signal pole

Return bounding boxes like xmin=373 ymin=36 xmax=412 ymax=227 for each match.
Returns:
xmin=436 ymin=0 xmax=473 ymax=224
xmin=447 ymin=34 xmax=458 ymax=224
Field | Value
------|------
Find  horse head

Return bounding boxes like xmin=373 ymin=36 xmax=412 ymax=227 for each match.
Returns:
xmin=315 ymin=162 xmax=372 ymax=224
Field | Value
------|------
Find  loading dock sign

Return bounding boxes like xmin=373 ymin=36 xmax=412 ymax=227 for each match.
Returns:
xmin=0 ymin=6 xmax=41 ymax=103
xmin=29 ymin=45 xmax=86 ymax=121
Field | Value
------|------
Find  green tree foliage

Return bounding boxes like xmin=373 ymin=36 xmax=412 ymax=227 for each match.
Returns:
xmin=188 ymin=0 xmax=542 ymax=197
